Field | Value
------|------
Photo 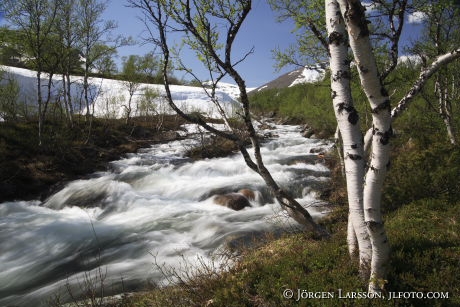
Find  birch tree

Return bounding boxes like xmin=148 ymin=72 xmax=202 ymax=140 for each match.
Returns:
xmin=270 ymin=0 xmax=460 ymax=293
xmin=411 ymin=0 xmax=460 ymax=145
xmin=2 ymin=0 xmax=59 ymax=145
xmin=325 ymin=0 xmax=371 ymax=278
xmin=327 ymin=0 xmax=460 ymax=293
xmin=77 ymin=0 xmax=127 ymax=118
xmin=55 ymin=0 xmax=82 ymax=127
xmin=128 ymin=0 xmax=328 ymax=236
xmin=121 ymin=55 xmax=142 ymax=124
xmin=334 ymin=0 xmax=393 ymax=293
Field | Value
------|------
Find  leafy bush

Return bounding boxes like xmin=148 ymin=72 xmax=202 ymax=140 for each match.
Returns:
xmin=249 ymin=82 xmax=337 ymax=137
xmin=383 ymin=90 xmax=460 ymax=211
xmin=384 ymin=141 xmax=460 ymax=211
xmin=0 ymin=70 xmax=20 ymax=120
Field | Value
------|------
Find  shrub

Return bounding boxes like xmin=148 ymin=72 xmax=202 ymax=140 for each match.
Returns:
xmin=249 ymin=82 xmax=337 ymax=137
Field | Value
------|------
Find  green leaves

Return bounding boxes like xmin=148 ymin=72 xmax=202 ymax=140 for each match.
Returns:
xmin=163 ymin=0 xmax=249 ymax=73
xmin=269 ymin=0 xmax=328 ymax=69
xmin=121 ymin=52 xmax=163 ymax=84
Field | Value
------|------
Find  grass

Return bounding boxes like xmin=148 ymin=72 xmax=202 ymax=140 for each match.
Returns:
xmin=124 ymin=198 xmax=459 ymax=307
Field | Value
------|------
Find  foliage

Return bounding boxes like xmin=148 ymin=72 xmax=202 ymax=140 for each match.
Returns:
xmin=386 ymin=142 xmax=460 ymax=206
xmin=249 ymin=82 xmax=336 ymax=136
xmin=384 ymin=119 xmax=460 ymax=211
xmin=138 ymin=87 xmax=159 ymax=117
xmin=121 ymin=53 xmax=162 ymax=83
xmin=92 ymin=44 xmax=118 ymax=76
xmin=0 ymin=69 xmax=20 ymax=120
xmin=0 ymin=27 xmax=26 ymax=67
xmin=268 ymin=0 xmax=328 ymax=69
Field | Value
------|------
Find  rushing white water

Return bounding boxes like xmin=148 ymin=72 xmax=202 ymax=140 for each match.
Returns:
xmin=0 ymin=124 xmax=332 ymax=306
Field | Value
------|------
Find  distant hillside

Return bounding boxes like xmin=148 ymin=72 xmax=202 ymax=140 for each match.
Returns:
xmin=252 ymin=65 xmax=326 ymax=93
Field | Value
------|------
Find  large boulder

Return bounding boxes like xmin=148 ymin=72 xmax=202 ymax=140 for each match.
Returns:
xmin=213 ymin=193 xmax=251 ymax=210
xmin=238 ymin=188 xmax=264 ymax=205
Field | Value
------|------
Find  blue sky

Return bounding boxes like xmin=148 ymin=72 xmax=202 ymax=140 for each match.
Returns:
xmin=109 ymin=0 xmax=423 ymax=87
xmin=1 ymin=1 xmax=423 ymax=88
xmin=107 ymin=0 xmax=298 ymax=87
xmin=0 ymin=0 xmax=294 ymax=87
xmin=106 ymin=0 xmax=420 ymax=87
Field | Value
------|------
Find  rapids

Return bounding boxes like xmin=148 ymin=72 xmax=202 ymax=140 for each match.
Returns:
xmin=0 ymin=123 xmax=332 ymax=306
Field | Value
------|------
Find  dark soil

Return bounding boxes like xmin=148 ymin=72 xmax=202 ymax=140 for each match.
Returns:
xmin=0 ymin=115 xmax=187 ymax=203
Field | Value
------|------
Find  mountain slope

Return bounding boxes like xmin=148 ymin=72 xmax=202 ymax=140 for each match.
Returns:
xmin=252 ymin=65 xmax=326 ymax=92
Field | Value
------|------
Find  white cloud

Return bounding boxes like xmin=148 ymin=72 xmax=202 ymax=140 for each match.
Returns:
xmin=407 ymin=11 xmax=428 ymax=24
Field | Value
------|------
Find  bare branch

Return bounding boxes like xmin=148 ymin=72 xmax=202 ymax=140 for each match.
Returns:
xmin=380 ymin=0 xmax=408 ymax=81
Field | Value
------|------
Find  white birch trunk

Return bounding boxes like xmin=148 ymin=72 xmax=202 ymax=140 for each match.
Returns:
xmin=334 ymin=126 xmax=346 ymax=177
xmin=347 ymin=213 xmax=358 ymax=256
xmin=337 ymin=0 xmax=391 ymax=293
xmin=326 ymin=0 xmax=372 ymax=276
xmin=436 ymin=77 xmax=457 ymax=145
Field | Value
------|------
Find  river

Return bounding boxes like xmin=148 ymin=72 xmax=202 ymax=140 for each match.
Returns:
xmin=0 ymin=123 xmax=332 ymax=306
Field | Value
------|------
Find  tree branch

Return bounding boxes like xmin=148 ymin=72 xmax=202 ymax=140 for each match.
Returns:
xmin=391 ymin=48 xmax=460 ymax=120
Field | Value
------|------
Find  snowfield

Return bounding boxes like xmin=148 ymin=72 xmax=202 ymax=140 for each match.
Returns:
xmin=0 ymin=65 xmax=243 ymax=119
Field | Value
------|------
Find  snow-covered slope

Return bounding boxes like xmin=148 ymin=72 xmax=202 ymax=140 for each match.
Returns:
xmin=288 ymin=65 xmax=325 ymax=87
xmin=252 ymin=65 xmax=326 ymax=92
xmin=0 ymin=65 xmax=241 ymax=119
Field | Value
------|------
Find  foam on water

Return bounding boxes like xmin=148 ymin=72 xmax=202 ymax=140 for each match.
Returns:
xmin=0 ymin=124 xmax=332 ymax=306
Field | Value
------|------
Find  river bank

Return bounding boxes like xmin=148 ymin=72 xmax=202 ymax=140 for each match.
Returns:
xmin=0 ymin=116 xmax=189 ymax=203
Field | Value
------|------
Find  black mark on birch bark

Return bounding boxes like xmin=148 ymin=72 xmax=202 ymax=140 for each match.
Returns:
xmin=337 ymin=103 xmax=359 ymax=125
xmin=371 ymin=100 xmax=391 ymax=114
xmin=347 ymin=153 xmax=362 ymax=160
xmin=344 ymin=1 xmax=370 ymax=38
xmin=329 ymin=31 xmax=344 ymax=45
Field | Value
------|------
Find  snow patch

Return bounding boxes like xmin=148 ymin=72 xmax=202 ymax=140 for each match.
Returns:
xmin=1 ymin=65 xmax=241 ymax=119
xmin=257 ymin=85 xmax=268 ymax=92
xmin=289 ymin=66 xmax=325 ymax=87
xmin=398 ymin=55 xmax=422 ymax=66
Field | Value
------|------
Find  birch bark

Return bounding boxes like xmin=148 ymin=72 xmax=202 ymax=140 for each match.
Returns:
xmin=436 ymin=76 xmax=457 ymax=145
xmin=325 ymin=0 xmax=371 ymax=276
xmin=337 ymin=0 xmax=391 ymax=293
